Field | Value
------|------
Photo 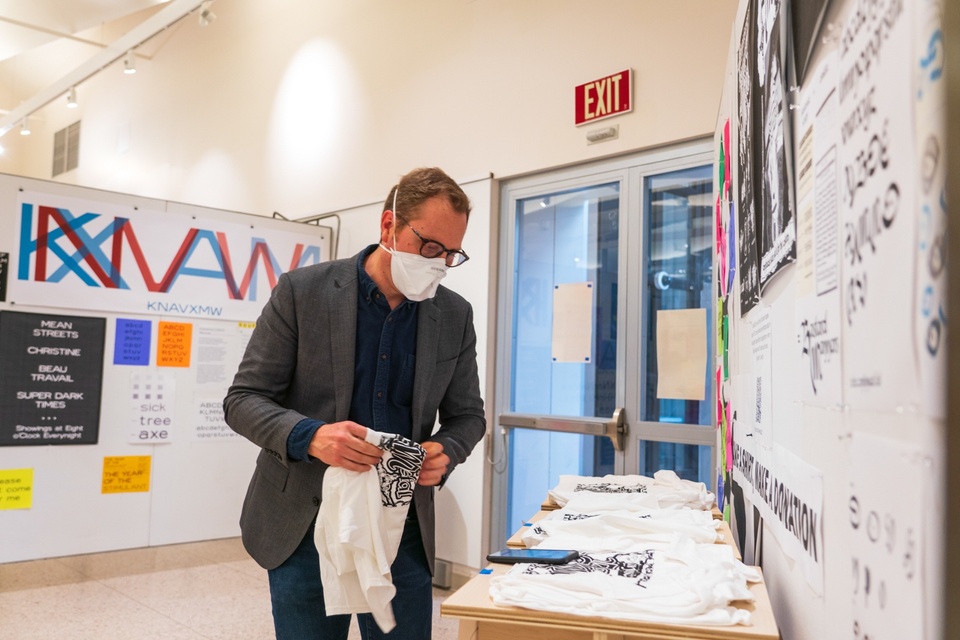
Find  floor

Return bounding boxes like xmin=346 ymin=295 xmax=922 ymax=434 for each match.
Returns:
xmin=0 ymin=537 xmax=461 ymax=639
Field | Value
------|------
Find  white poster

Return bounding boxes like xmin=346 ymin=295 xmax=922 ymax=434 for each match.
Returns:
xmin=10 ymin=191 xmax=329 ymax=322
xmin=732 ymin=441 xmax=824 ymax=595
xmin=128 ymin=372 xmax=176 ymax=444
xmin=837 ymin=0 xmax=919 ymax=410
xmin=749 ymin=307 xmax=773 ymax=445
xmin=793 ymin=53 xmax=844 ymax=408
xmin=657 ymin=308 xmax=707 ymax=401
xmin=913 ymin=0 xmax=947 ymax=419
xmin=848 ymin=432 xmax=925 ymax=640
xmin=190 ymin=321 xmax=253 ymax=441
xmin=551 ymin=282 xmax=594 ymax=363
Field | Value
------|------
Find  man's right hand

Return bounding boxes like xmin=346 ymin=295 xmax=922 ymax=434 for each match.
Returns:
xmin=308 ymin=421 xmax=382 ymax=471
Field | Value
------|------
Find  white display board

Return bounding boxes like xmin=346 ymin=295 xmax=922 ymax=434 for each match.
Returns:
xmin=716 ymin=0 xmax=946 ymax=638
xmin=0 ymin=173 xmax=332 ymax=562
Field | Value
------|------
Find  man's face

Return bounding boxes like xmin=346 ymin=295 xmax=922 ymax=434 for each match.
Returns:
xmin=385 ymin=195 xmax=468 ymax=262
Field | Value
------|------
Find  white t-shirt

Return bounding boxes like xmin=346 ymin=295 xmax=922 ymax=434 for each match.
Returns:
xmin=490 ymin=536 xmax=760 ymax=627
xmin=522 ymin=506 xmax=721 ymax=551
xmin=548 ymin=470 xmax=715 ymax=511
xmin=316 ymin=429 xmax=425 ymax=633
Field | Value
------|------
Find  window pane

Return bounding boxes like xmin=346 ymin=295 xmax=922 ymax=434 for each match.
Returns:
xmin=641 ymin=165 xmax=714 ymax=425
xmin=506 ymin=430 xmax=614 ymax=537
xmin=507 ymin=181 xmax=619 ymax=539
xmin=638 ymin=440 xmax=712 ymax=485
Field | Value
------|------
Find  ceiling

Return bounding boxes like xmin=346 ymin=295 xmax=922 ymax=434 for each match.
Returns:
xmin=0 ymin=0 xmax=171 ymax=63
xmin=0 ymin=0 xmax=209 ymax=137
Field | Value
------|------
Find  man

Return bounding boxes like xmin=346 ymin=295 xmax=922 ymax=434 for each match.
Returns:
xmin=224 ymin=167 xmax=486 ymax=639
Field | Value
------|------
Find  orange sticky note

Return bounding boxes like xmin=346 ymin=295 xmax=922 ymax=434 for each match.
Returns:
xmin=102 ymin=456 xmax=152 ymax=494
xmin=0 ymin=468 xmax=34 ymax=510
xmin=157 ymin=321 xmax=193 ymax=367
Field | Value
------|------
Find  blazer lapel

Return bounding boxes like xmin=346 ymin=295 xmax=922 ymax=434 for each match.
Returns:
xmin=328 ymin=265 xmax=358 ymax=422
xmin=413 ymin=298 xmax=440 ymax=441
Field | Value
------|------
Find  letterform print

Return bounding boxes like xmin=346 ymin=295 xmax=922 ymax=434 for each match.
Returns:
xmin=373 ymin=434 xmax=425 ymax=508
xmin=573 ymin=482 xmax=647 ymax=495
xmin=520 ymin=551 xmax=656 ymax=587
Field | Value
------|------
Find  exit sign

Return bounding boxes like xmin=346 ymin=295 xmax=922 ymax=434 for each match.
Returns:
xmin=575 ymin=69 xmax=632 ymax=125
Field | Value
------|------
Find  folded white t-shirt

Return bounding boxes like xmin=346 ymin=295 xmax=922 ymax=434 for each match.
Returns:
xmin=316 ymin=429 xmax=426 ymax=632
xmin=490 ymin=536 xmax=760 ymax=627
xmin=522 ymin=506 xmax=721 ymax=551
xmin=548 ymin=470 xmax=715 ymax=511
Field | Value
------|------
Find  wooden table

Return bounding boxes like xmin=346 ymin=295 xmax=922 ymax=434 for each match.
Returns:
xmin=441 ymin=563 xmax=780 ymax=640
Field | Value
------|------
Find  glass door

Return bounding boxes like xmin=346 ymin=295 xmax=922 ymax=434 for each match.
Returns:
xmin=490 ymin=140 xmax=714 ymax=550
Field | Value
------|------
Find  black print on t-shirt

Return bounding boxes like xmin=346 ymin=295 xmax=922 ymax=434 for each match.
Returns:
xmin=573 ymin=482 xmax=648 ymax=494
xmin=374 ymin=435 xmax=426 ymax=508
xmin=521 ymin=551 xmax=656 ymax=587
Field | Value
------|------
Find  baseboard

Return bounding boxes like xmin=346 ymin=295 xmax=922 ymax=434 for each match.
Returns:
xmin=433 ymin=558 xmax=478 ymax=591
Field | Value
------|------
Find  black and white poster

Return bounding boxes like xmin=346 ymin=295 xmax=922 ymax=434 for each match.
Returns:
xmin=0 ymin=311 xmax=106 ymax=446
xmin=838 ymin=0 xmax=917 ymax=410
xmin=755 ymin=0 xmax=796 ymax=287
xmin=736 ymin=0 xmax=761 ymax=315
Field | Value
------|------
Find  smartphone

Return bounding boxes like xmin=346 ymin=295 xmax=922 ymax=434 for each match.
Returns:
xmin=486 ymin=548 xmax=580 ymax=565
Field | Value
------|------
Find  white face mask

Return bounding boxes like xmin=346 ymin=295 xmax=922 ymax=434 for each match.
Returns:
xmin=379 ymin=189 xmax=448 ymax=301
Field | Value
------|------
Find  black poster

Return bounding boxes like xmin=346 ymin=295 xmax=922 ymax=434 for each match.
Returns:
xmin=0 ymin=252 xmax=8 ymax=302
xmin=756 ymin=0 xmax=797 ymax=288
xmin=0 ymin=311 xmax=106 ymax=446
xmin=737 ymin=0 xmax=761 ymax=315
xmin=789 ymin=0 xmax=831 ymax=86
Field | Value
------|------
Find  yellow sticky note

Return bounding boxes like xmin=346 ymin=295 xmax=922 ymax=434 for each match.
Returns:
xmin=0 ymin=468 xmax=34 ymax=510
xmin=102 ymin=456 xmax=152 ymax=494
xmin=157 ymin=321 xmax=193 ymax=367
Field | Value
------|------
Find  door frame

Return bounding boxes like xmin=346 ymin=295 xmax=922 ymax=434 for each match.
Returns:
xmin=488 ymin=138 xmax=714 ymax=551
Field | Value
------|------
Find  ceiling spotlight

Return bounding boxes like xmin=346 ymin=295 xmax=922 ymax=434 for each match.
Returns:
xmin=198 ymin=1 xmax=216 ymax=26
xmin=123 ymin=50 xmax=137 ymax=74
xmin=20 ymin=119 xmax=31 ymax=136
xmin=66 ymin=87 xmax=78 ymax=109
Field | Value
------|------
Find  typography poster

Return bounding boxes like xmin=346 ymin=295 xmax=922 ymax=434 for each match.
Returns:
xmin=10 ymin=190 xmax=329 ymax=322
xmin=838 ymin=0 xmax=918 ymax=410
xmin=913 ymin=0 xmax=947 ymax=419
xmin=0 ymin=311 xmax=105 ymax=446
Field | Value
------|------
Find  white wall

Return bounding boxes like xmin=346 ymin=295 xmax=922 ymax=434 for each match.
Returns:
xmin=0 ymin=0 xmax=739 ymax=571
xmin=718 ymin=0 xmax=947 ymax=638
xmin=0 ymin=0 xmax=737 ymax=216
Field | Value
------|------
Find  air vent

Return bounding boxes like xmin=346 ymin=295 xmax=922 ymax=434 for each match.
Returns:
xmin=52 ymin=121 xmax=80 ymax=177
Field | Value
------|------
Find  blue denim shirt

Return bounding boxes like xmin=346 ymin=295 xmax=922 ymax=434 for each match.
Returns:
xmin=286 ymin=245 xmax=418 ymax=461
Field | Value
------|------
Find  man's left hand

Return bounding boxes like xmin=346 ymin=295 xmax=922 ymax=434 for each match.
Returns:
xmin=418 ymin=441 xmax=449 ymax=486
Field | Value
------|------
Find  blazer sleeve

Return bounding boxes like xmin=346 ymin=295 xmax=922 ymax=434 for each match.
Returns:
xmin=429 ymin=301 xmax=486 ymax=475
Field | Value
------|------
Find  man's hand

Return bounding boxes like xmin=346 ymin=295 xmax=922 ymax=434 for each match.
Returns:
xmin=418 ymin=441 xmax=450 ymax=486
xmin=308 ymin=421 xmax=382 ymax=471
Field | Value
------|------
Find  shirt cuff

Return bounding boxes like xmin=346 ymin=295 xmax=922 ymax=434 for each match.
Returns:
xmin=287 ymin=418 xmax=324 ymax=461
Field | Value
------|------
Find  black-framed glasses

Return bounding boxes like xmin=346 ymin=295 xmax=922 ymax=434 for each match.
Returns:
xmin=402 ymin=220 xmax=470 ymax=267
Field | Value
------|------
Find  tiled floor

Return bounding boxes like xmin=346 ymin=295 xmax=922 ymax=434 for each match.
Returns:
xmin=0 ymin=537 xmax=461 ymax=639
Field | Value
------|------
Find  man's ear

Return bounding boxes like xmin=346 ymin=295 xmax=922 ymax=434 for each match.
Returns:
xmin=379 ymin=209 xmax=396 ymax=246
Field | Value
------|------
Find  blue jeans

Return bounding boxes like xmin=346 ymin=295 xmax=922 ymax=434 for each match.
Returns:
xmin=268 ymin=517 xmax=433 ymax=640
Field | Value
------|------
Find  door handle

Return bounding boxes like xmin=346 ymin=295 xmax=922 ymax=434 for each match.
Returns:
xmin=498 ymin=408 xmax=627 ymax=451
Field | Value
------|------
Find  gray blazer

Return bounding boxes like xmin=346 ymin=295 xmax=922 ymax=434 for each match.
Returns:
xmin=223 ymin=251 xmax=486 ymax=573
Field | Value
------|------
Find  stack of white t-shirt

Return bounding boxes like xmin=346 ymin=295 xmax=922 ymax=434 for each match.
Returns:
xmin=316 ymin=429 xmax=425 ymax=633
xmin=489 ymin=536 xmax=760 ymax=626
xmin=547 ymin=470 xmax=715 ymax=511
xmin=522 ymin=504 xmax=721 ymax=551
